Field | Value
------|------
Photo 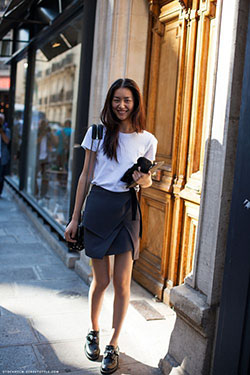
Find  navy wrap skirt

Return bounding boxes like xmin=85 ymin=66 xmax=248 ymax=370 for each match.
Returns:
xmin=82 ymin=185 xmax=141 ymax=260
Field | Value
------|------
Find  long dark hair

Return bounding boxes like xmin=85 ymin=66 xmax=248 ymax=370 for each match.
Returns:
xmin=101 ymin=78 xmax=146 ymax=161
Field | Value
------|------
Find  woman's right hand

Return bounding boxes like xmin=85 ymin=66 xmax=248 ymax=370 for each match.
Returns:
xmin=64 ymin=219 xmax=78 ymax=243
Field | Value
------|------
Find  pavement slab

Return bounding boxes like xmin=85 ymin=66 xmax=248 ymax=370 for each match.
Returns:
xmin=0 ymin=266 xmax=39 ymax=282
xmin=30 ymin=312 xmax=91 ymax=342
xmin=0 ymin=315 xmax=38 ymax=346
xmin=12 ymin=279 xmax=89 ymax=299
xmin=0 ymin=294 xmax=89 ymax=318
xmin=12 ymin=278 xmax=89 ymax=300
xmin=0 ymin=345 xmax=44 ymax=373
xmin=11 ymin=234 xmax=45 ymax=243
xmin=2 ymin=221 xmax=34 ymax=232
xmin=34 ymin=340 xmax=96 ymax=373
xmin=0 ymin=254 xmax=63 ymax=267
xmin=0 ymin=243 xmax=53 ymax=254
xmin=0 ymin=235 xmax=17 ymax=243
xmin=0 ymin=282 xmax=16 ymax=299
xmin=35 ymin=264 xmax=80 ymax=281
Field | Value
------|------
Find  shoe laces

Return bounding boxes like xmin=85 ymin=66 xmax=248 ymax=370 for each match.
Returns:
xmin=104 ymin=345 xmax=118 ymax=359
xmin=86 ymin=330 xmax=98 ymax=344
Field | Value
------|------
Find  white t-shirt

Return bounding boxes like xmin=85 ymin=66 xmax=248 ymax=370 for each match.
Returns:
xmin=39 ymin=136 xmax=48 ymax=160
xmin=81 ymin=126 xmax=158 ymax=192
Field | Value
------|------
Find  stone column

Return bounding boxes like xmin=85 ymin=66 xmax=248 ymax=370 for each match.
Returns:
xmin=88 ymin=0 xmax=149 ymax=124
xmin=75 ymin=0 xmax=149 ymax=281
xmin=160 ymin=0 xmax=250 ymax=374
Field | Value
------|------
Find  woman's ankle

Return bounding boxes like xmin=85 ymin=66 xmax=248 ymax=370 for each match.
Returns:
xmin=90 ymin=327 xmax=99 ymax=332
xmin=109 ymin=340 xmax=118 ymax=348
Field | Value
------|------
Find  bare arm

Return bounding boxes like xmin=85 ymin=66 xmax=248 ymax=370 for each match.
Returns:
xmin=71 ymin=149 xmax=96 ymax=220
xmin=0 ymin=129 xmax=10 ymax=144
xmin=64 ymin=149 xmax=96 ymax=242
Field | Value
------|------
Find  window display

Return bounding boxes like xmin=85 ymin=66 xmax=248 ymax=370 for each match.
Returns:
xmin=25 ymin=18 xmax=82 ymax=227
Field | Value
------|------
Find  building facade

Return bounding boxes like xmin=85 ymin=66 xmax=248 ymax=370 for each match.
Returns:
xmin=1 ymin=0 xmax=249 ymax=374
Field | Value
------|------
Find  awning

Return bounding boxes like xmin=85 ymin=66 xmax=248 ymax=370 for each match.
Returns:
xmin=0 ymin=0 xmax=79 ymax=39
xmin=0 ymin=0 xmax=37 ymax=40
xmin=0 ymin=0 xmax=82 ymax=60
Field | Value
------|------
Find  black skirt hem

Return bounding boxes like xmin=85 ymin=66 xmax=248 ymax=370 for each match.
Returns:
xmin=83 ymin=185 xmax=140 ymax=260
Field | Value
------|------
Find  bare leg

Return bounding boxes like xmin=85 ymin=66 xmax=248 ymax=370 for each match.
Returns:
xmin=109 ymin=251 xmax=133 ymax=347
xmin=89 ymin=256 xmax=111 ymax=331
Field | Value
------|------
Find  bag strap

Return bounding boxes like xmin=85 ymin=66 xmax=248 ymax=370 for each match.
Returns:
xmin=82 ymin=124 xmax=103 ymax=211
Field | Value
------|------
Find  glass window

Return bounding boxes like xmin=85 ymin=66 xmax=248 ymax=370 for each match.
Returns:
xmin=25 ymin=16 xmax=82 ymax=228
xmin=10 ymin=57 xmax=27 ymax=185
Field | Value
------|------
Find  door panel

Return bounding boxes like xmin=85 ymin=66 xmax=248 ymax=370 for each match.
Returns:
xmin=178 ymin=200 xmax=198 ymax=285
xmin=134 ymin=188 xmax=172 ymax=298
xmin=155 ymin=22 xmax=181 ymax=161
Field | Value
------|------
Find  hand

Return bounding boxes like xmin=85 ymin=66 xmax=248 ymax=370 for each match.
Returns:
xmin=64 ymin=219 xmax=78 ymax=243
xmin=132 ymin=166 xmax=151 ymax=187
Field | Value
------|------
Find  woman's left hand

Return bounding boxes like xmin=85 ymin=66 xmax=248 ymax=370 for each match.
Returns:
xmin=132 ymin=167 xmax=152 ymax=188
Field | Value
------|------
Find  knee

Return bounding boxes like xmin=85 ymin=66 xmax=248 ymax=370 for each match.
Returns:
xmin=93 ymin=276 xmax=110 ymax=292
xmin=113 ymin=278 xmax=131 ymax=297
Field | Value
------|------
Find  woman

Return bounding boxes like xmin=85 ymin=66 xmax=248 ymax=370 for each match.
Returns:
xmin=0 ymin=114 xmax=11 ymax=197
xmin=35 ymin=119 xmax=57 ymax=199
xmin=65 ymin=78 xmax=157 ymax=374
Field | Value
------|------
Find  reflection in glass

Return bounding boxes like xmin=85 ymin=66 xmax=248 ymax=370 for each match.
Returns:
xmin=10 ymin=58 xmax=27 ymax=185
xmin=26 ymin=30 xmax=81 ymax=227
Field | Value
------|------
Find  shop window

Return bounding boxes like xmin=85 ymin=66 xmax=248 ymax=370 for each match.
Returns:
xmin=25 ymin=17 xmax=82 ymax=227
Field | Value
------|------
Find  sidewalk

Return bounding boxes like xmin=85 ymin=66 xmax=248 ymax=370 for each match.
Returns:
xmin=0 ymin=186 xmax=176 ymax=375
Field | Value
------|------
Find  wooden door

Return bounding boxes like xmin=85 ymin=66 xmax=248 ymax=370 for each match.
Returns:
xmin=133 ymin=0 xmax=217 ymax=302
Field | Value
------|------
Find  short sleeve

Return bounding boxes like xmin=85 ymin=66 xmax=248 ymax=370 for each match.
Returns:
xmin=144 ymin=135 xmax=158 ymax=161
xmin=81 ymin=126 xmax=100 ymax=152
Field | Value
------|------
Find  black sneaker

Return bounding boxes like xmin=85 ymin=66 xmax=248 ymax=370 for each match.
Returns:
xmin=100 ymin=345 xmax=119 ymax=374
xmin=84 ymin=330 xmax=100 ymax=361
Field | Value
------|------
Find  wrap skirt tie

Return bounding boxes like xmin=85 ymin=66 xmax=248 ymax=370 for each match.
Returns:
xmin=82 ymin=185 xmax=141 ymax=260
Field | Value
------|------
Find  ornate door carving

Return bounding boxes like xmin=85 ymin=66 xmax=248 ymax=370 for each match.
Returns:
xmin=133 ymin=0 xmax=217 ymax=302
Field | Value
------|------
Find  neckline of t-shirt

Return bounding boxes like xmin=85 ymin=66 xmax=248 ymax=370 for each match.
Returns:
xmin=119 ymin=131 xmax=136 ymax=135
xmin=119 ymin=130 xmax=145 ymax=135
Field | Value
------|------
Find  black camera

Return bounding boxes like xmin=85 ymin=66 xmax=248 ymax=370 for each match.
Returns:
xmin=121 ymin=157 xmax=164 ymax=188
xmin=121 ymin=157 xmax=153 ymax=186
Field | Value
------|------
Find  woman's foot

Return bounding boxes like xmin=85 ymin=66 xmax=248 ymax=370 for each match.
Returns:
xmin=100 ymin=345 xmax=119 ymax=374
xmin=84 ymin=330 xmax=100 ymax=361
